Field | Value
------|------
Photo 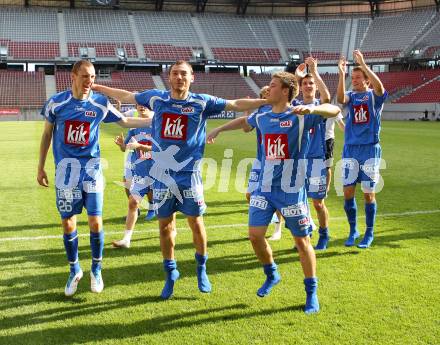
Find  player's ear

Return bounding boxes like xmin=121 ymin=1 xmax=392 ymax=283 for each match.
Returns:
xmin=190 ymin=73 xmax=195 ymax=83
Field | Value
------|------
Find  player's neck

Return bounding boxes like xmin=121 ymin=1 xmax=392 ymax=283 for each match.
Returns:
xmin=72 ymin=86 xmax=89 ymax=100
xmin=272 ymin=101 xmax=289 ymax=114
xmin=303 ymin=96 xmax=314 ymax=104
xmin=171 ymin=89 xmax=189 ymax=100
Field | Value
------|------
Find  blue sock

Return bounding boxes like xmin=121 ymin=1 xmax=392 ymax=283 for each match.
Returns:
xmin=257 ymin=262 xmax=281 ymax=297
xmin=161 ymin=259 xmax=180 ymax=299
xmin=344 ymin=198 xmax=360 ymax=246
xmin=90 ymin=231 xmax=104 ymax=274
xmin=63 ymin=230 xmax=80 ymax=274
xmin=195 ymin=253 xmax=211 ymax=293
xmin=315 ymin=227 xmax=329 ymax=250
xmin=358 ymin=202 xmax=377 ymax=248
xmin=365 ymin=202 xmax=377 ymax=234
xmin=304 ymin=277 xmax=320 ymax=314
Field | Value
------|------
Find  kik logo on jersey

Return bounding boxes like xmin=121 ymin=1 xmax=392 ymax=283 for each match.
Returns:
xmin=265 ymin=134 xmax=289 ymax=160
xmin=353 ymin=104 xmax=370 ymax=124
xmin=161 ymin=113 xmax=188 ymax=140
xmin=138 ymin=140 xmax=152 ymax=159
xmin=64 ymin=120 xmax=90 ymax=146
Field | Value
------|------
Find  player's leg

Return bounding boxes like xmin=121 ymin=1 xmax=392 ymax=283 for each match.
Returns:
xmin=88 ymin=215 xmax=104 ymax=293
xmin=159 ymin=214 xmax=179 ymax=299
xmin=187 ymin=215 xmax=211 ymax=293
xmin=312 ymin=198 xmax=330 ymax=250
xmin=62 ymin=215 xmax=83 ymax=296
xmin=293 ymin=235 xmax=319 ymax=314
xmin=249 ymin=192 xmax=280 ymax=297
xmin=113 ymin=194 xmax=140 ymax=248
xmin=145 ymin=189 xmax=155 ymax=221
xmin=358 ymin=144 xmax=381 ymax=249
xmin=343 ymin=185 xmax=359 ymax=246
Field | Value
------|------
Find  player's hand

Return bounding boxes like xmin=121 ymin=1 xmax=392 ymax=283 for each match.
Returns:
xmin=114 ymin=133 xmax=125 ymax=147
xmin=291 ymin=105 xmax=314 ymax=116
xmin=126 ymin=139 xmax=139 ymax=151
xmin=305 ymin=57 xmax=318 ymax=74
xmin=37 ymin=169 xmax=49 ymax=187
xmin=353 ymin=50 xmax=366 ymax=67
xmin=295 ymin=63 xmax=307 ymax=78
xmin=206 ymin=129 xmax=220 ymax=144
xmin=338 ymin=56 xmax=347 ymax=74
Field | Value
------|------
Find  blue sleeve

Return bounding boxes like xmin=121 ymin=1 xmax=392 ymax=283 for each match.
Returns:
xmin=373 ymin=89 xmax=388 ymax=109
xmin=201 ymin=94 xmax=227 ymax=118
xmin=304 ymin=114 xmax=323 ymax=130
xmin=135 ymin=90 xmax=160 ymax=111
xmin=103 ymin=101 xmax=124 ymax=123
xmin=124 ymin=129 xmax=134 ymax=144
xmin=345 ymin=91 xmax=353 ymax=107
xmin=40 ymin=99 xmax=56 ymax=123
xmin=247 ymin=111 xmax=258 ymax=129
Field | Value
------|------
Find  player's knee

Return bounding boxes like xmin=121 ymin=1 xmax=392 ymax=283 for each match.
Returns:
xmin=294 ymin=236 xmax=310 ymax=253
xmin=364 ymin=193 xmax=375 ymax=203
xmin=248 ymin=230 xmax=264 ymax=244
xmin=313 ymin=199 xmax=325 ymax=212
xmin=128 ymin=196 xmax=139 ymax=210
xmin=89 ymin=217 xmax=102 ymax=232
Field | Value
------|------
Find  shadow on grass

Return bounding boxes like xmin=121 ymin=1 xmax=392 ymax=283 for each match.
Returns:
xmin=0 ymin=302 xmax=307 ymax=344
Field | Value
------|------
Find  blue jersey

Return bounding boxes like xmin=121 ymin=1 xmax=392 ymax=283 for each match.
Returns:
xmin=344 ymin=89 xmax=387 ymax=145
xmin=41 ymin=90 xmax=123 ymax=168
xmin=296 ymin=99 xmax=325 ymax=159
xmin=247 ymin=107 xmax=322 ymax=188
xmin=252 ymin=105 xmax=272 ymax=164
xmin=135 ymin=90 xmax=227 ymax=172
xmin=125 ymin=126 xmax=153 ymax=161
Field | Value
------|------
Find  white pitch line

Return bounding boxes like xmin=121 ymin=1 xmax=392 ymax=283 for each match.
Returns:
xmin=0 ymin=209 xmax=439 ymax=242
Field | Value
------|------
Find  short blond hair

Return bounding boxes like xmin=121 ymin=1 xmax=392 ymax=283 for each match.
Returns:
xmin=259 ymin=85 xmax=269 ymax=99
xmin=272 ymin=72 xmax=299 ymax=101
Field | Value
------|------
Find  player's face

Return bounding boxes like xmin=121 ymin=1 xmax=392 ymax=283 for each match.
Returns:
xmin=300 ymin=77 xmax=316 ymax=98
xmin=351 ymin=70 xmax=368 ymax=91
xmin=169 ymin=64 xmax=194 ymax=94
xmin=267 ymin=78 xmax=288 ymax=104
xmin=72 ymin=64 xmax=95 ymax=99
xmin=137 ymin=104 xmax=153 ymax=119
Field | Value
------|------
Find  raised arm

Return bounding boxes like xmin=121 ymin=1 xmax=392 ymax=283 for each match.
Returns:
xmin=206 ymin=116 xmax=252 ymax=144
xmin=353 ymin=50 xmax=385 ymax=97
xmin=93 ymin=84 xmax=137 ymax=104
xmin=292 ymin=103 xmax=341 ymax=118
xmin=337 ymin=56 xmax=349 ymax=105
xmin=306 ymin=57 xmax=330 ymax=103
xmin=224 ymin=98 xmax=267 ymax=112
xmin=37 ymin=120 xmax=54 ymax=187
xmin=117 ymin=116 xmax=151 ymax=128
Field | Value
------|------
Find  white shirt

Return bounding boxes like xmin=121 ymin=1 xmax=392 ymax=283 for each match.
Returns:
xmin=325 ymin=112 xmax=344 ymax=140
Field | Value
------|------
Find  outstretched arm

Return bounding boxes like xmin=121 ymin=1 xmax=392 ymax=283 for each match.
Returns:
xmin=337 ymin=56 xmax=349 ymax=105
xmin=306 ymin=57 xmax=331 ymax=103
xmin=37 ymin=120 xmax=54 ymax=187
xmin=353 ymin=50 xmax=385 ymax=96
xmin=117 ymin=116 xmax=151 ymax=128
xmin=206 ymin=116 xmax=252 ymax=144
xmin=292 ymin=103 xmax=341 ymax=118
xmin=93 ymin=84 xmax=137 ymax=104
xmin=224 ymin=98 xmax=266 ymax=112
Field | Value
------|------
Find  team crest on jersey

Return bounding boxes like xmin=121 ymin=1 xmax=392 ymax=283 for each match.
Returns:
xmin=64 ymin=120 xmax=90 ymax=146
xmin=161 ymin=113 xmax=188 ymax=140
xmin=280 ymin=120 xmax=292 ymax=128
xmin=85 ymin=111 xmax=97 ymax=118
xmin=182 ymin=106 xmax=195 ymax=114
xmin=265 ymin=134 xmax=289 ymax=160
xmin=360 ymin=95 xmax=369 ymax=102
xmin=353 ymin=104 xmax=370 ymax=124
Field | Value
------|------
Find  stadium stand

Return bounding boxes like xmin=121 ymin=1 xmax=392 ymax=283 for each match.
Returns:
xmin=0 ymin=7 xmax=59 ymax=59
xmin=134 ymin=12 xmax=202 ymax=61
xmin=0 ymin=70 xmax=46 ymax=107
xmin=55 ymin=71 xmax=155 ymax=93
xmin=394 ymin=78 xmax=440 ymax=103
xmin=161 ymin=72 xmax=257 ymax=99
xmin=308 ymin=19 xmax=346 ymax=61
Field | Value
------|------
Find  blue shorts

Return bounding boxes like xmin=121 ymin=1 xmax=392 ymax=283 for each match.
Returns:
xmin=249 ymin=186 xmax=312 ymax=237
xmin=342 ymin=143 xmax=382 ymax=191
xmin=247 ymin=159 xmax=261 ymax=194
xmin=153 ymin=170 xmax=206 ymax=218
xmin=305 ymin=158 xmax=327 ymax=200
xmin=55 ymin=164 xmax=103 ymax=219
xmin=129 ymin=160 xmax=153 ymax=198
xmin=123 ymin=152 xmax=136 ymax=180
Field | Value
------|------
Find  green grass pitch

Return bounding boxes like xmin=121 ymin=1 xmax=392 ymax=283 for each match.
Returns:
xmin=0 ymin=120 xmax=439 ymax=344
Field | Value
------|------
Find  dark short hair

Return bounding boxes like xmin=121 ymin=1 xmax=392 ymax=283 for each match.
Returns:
xmin=352 ymin=66 xmax=368 ymax=79
xmin=72 ymin=60 xmax=94 ymax=75
xmin=299 ymin=73 xmax=314 ymax=86
xmin=168 ymin=60 xmax=194 ymax=75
